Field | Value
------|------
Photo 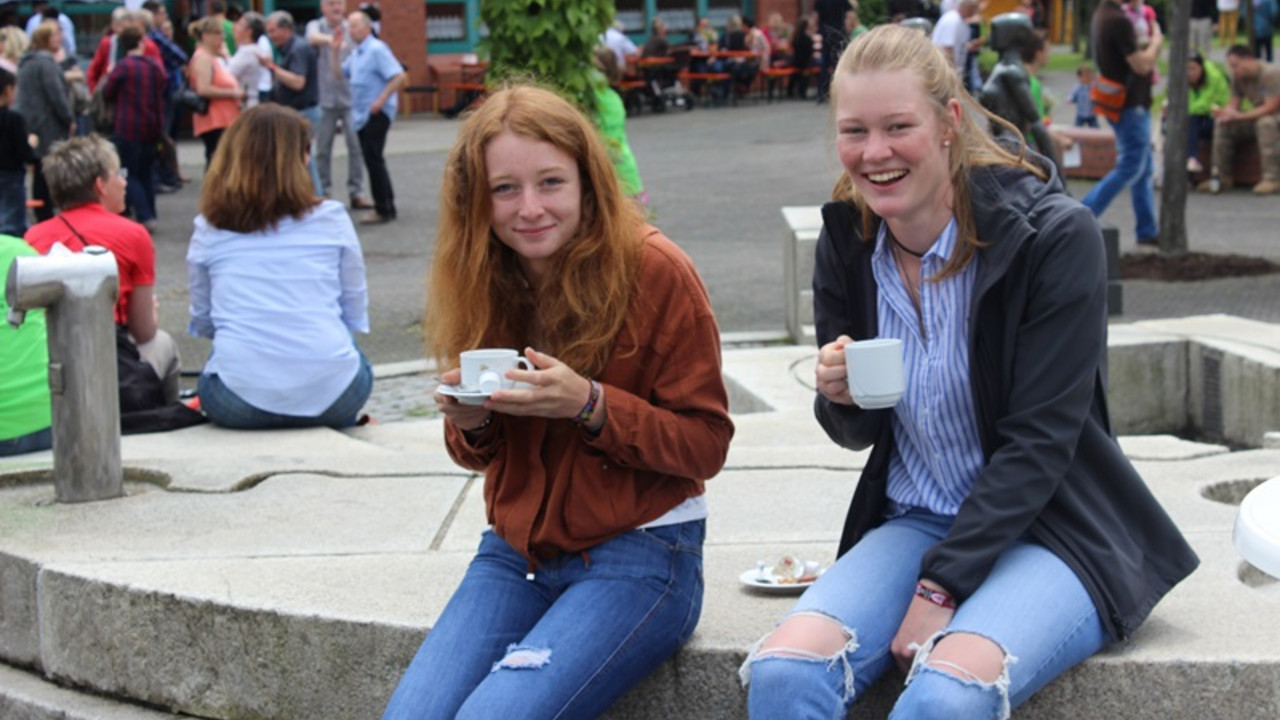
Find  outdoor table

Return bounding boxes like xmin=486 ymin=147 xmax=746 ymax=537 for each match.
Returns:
xmin=1234 ymin=475 xmax=1280 ymax=578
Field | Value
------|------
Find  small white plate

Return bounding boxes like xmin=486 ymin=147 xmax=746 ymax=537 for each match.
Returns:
xmin=739 ymin=567 xmax=822 ymax=595
xmin=437 ymin=384 xmax=491 ymax=406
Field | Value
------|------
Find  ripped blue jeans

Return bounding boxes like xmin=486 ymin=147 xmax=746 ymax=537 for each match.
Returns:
xmin=741 ymin=509 xmax=1105 ymax=720
xmin=381 ymin=521 xmax=704 ymax=720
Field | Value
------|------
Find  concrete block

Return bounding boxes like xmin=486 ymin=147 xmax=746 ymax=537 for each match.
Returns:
xmin=0 ymin=474 xmax=467 ymax=564
xmin=1106 ymin=338 xmax=1188 ymax=436
xmin=38 ymin=568 xmax=419 ymax=719
xmin=0 ymin=553 xmax=40 ymax=669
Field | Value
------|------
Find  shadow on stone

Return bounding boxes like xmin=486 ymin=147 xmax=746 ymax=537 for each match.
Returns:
xmin=1199 ymin=478 xmax=1269 ymax=505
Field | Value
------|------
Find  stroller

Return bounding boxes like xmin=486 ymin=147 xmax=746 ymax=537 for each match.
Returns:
xmin=642 ymin=46 xmax=695 ymax=112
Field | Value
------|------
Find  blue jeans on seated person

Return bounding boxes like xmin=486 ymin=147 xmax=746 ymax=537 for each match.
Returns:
xmin=0 ymin=427 xmax=53 ymax=457
xmin=197 ymin=352 xmax=373 ymax=429
xmin=1186 ymin=114 xmax=1215 ymax=163
xmin=741 ymin=509 xmax=1106 ymax=720
xmin=381 ymin=520 xmax=705 ymax=720
xmin=1082 ymin=105 xmax=1158 ymax=241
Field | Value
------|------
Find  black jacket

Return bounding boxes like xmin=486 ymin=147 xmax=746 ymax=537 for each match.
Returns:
xmin=812 ymin=160 xmax=1199 ymax=642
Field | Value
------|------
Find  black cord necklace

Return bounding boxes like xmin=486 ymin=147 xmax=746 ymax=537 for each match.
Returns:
xmin=887 ymin=228 xmax=926 ymax=258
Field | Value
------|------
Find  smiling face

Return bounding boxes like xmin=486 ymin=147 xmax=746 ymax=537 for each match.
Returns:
xmin=484 ymin=130 xmax=583 ymax=284
xmin=835 ymin=69 xmax=959 ymax=235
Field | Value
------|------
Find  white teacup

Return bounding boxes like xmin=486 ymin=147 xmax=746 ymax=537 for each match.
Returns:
xmin=844 ymin=338 xmax=905 ymax=410
xmin=460 ymin=349 xmax=532 ymax=393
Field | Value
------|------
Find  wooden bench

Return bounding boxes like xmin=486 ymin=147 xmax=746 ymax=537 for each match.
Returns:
xmin=678 ymin=71 xmax=732 ymax=106
xmin=441 ymin=82 xmax=486 ymax=116
xmin=400 ymin=85 xmax=438 ymax=117
xmin=1052 ymin=122 xmax=1263 ymax=187
xmin=759 ymin=66 xmax=795 ymax=102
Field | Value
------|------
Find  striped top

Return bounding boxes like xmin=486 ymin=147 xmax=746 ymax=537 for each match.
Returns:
xmin=870 ymin=219 xmax=985 ymax=517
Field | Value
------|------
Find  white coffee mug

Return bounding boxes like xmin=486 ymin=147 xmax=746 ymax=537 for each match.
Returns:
xmin=460 ymin=349 xmax=532 ymax=393
xmin=844 ymin=338 xmax=905 ymax=410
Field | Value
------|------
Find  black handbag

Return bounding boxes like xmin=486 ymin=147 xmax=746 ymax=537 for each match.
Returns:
xmin=176 ymin=86 xmax=210 ymax=115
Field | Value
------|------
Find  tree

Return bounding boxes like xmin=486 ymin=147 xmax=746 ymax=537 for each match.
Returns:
xmin=1159 ymin=0 xmax=1191 ymax=253
xmin=478 ymin=0 xmax=615 ymax=109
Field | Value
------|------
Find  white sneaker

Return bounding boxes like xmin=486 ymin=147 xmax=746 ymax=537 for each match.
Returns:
xmin=1187 ymin=157 xmax=1204 ymax=174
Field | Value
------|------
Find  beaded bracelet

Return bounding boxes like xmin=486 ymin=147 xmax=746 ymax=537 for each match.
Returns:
xmin=463 ymin=413 xmax=493 ymax=436
xmin=575 ymin=380 xmax=602 ymax=426
xmin=914 ymin=581 xmax=957 ymax=610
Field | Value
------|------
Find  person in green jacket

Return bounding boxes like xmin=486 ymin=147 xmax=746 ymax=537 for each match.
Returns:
xmin=0 ymin=234 xmax=51 ymax=457
xmin=592 ymin=47 xmax=648 ymax=207
xmin=1186 ymin=52 xmax=1232 ymax=172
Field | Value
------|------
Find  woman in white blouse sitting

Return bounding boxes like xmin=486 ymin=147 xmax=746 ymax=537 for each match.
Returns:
xmin=187 ymin=103 xmax=371 ymax=429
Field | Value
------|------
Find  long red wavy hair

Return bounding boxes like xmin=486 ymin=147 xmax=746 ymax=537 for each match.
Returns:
xmin=425 ymin=84 xmax=645 ymax=376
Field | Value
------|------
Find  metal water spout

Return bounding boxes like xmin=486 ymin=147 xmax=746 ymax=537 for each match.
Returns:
xmin=5 ymin=244 xmax=123 ymax=502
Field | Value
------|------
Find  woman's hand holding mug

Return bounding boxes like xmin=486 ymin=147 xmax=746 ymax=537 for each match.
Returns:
xmin=487 ymin=348 xmax=598 ymax=425
xmin=816 ymin=334 xmax=855 ymax=405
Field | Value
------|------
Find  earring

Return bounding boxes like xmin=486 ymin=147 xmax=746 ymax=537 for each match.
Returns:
xmin=944 ymin=140 xmax=952 ymax=147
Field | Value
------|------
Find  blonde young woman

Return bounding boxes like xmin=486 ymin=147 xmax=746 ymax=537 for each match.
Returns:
xmin=739 ymin=25 xmax=1197 ymax=720
xmin=381 ymin=85 xmax=733 ymax=719
xmin=0 ymin=26 xmax=28 ymax=75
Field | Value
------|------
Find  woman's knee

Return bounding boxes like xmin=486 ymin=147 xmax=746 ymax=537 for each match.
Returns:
xmin=892 ymin=631 xmax=1014 ymax=720
xmin=739 ymin=611 xmax=859 ymax=694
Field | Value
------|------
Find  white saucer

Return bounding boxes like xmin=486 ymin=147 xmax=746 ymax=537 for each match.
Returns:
xmin=437 ymin=384 xmax=491 ymax=406
xmin=739 ymin=567 xmax=822 ymax=595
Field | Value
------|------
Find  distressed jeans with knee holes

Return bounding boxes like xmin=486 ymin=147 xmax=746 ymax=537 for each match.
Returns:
xmin=741 ymin=509 xmax=1106 ymax=720
xmin=381 ymin=520 xmax=705 ymax=720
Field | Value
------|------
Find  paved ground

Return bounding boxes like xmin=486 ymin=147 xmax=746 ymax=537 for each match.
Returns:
xmin=139 ymin=61 xmax=1279 ymax=413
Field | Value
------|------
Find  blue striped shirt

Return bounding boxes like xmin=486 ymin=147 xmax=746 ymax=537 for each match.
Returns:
xmin=870 ymin=219 xmax=985 ymax=517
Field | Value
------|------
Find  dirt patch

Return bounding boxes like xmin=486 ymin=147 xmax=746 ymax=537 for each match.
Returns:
xmin=1119 ymin=252 xmax=1280 ymax=282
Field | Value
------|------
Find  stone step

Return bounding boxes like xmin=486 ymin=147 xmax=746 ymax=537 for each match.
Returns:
xmin=0 ymin=663 xmax=183 ymax=720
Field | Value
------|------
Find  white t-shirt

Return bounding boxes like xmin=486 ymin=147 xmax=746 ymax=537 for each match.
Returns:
xmin=256 ymin=35 xmax=274 ymax=94
xmin=931 ymin=9 xmax=969 ymax=70
xmin=1218 ymin=0 xmax=1239 ymax=11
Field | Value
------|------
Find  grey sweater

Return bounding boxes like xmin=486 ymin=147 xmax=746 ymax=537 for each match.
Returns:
xmin=14 ymin=50 xmax=73 ymax=158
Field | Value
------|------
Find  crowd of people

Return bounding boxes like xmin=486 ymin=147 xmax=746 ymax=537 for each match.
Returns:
xmin=0 ymin=1 xmax=407 ymax=452
xmin=0 ymin=0 xmax=407 ymax=237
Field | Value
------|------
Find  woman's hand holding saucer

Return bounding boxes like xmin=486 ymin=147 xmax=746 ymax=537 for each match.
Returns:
xmin=816 ymin=335 xmax=855 ymax=405
xmin=434 ymin=368 xmax=493 ymax=430
xmin=486 ymin=348 xmax=595 ymax=422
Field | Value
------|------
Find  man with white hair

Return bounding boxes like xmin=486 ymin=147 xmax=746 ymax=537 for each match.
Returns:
xmin=337 ymin=10 xmax=406 ymax=224
xmin=931 ymin=0 xmax=982 ymax=73
xmin=601 ymin=19 xmax=637 ymax=68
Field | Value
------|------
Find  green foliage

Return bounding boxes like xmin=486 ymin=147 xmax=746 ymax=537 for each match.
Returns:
xmin=478 ymin=0 xmax=614 ymax=110
xmin=861 ymin=0 xmax=889 ymax=28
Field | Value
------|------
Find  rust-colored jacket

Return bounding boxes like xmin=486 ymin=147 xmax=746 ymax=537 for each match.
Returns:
xmin=445 ymin=229 xmax=734 ymax=561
